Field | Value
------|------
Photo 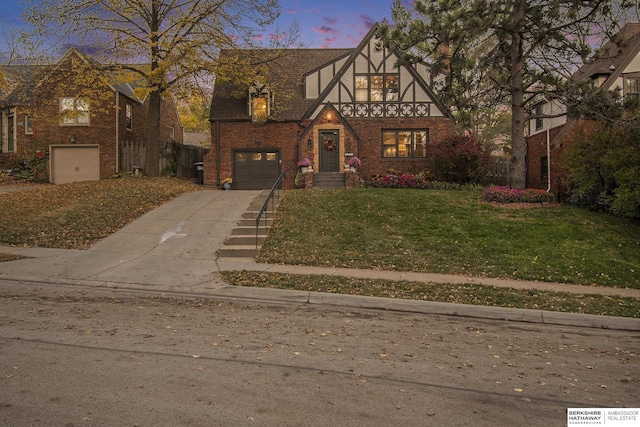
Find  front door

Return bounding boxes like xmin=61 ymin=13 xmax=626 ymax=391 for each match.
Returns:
xmin=319 ymin=130 xmax=339 ymax=172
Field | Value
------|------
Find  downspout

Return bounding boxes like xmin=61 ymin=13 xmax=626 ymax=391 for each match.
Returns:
xmin=115 ymin=91 xmax=120 ymax=173
xmin=546 ymin=128 xmax=551 ymax=192
xmin=297 ymin=120 xmax=305 ymax=166
xmin=215 ymin=119 xmax=221 ymax=185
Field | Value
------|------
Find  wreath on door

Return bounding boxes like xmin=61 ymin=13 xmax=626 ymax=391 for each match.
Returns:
xmin=323 ymin=137 xmax=336 ymax=151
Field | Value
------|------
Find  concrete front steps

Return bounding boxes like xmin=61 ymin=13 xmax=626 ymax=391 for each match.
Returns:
xmin=312 ymin=172 xmax=345 ymax=189
xmin=216 ymin=190 xmax=283 ymax=258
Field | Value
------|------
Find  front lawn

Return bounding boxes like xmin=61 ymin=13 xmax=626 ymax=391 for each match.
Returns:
xmin=0 ymin=176 xmax=205 ymax=249
xmin=257 ymin=188 xmax=640 ymax=289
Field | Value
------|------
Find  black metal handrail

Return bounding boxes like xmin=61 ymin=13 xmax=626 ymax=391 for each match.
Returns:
xmin=256 ymin=170 xmax=286 ymax=248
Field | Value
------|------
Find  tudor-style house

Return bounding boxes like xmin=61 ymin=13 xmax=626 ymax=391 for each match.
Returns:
xmin=526 ymin=23 xmax=640 ymax=197
xmin=204 ymin=24 xmax=455 ymax=190
xmin=0 ymin=48 xmax=183 ymax=184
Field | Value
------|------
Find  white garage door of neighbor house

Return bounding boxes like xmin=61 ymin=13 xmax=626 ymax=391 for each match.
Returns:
xmin=50 ymin=144 xmax=100 ymax=185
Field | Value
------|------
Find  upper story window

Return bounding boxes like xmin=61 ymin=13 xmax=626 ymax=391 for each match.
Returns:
xmin=356 ymin=74 xmax=398 ymax=102
xmin=125 ymin=103 xmax=133 ymax=130
xmin=169 ymin=126 xmax=175 ymax=140
xmin=60 ymin=97 xmax=89 ymax=125
xmin=625 ymin=77 xmax=640 ymax=109
xmin=382 ymin=129 xmax=428 ymax=158
xmin=534 ymin=104 xmax=544 ymax=130
xmin=249 ymin=82 xmax=272 ymax=123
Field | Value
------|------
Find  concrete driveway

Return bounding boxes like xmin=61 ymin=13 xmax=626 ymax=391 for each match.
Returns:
xmin=0 ymin=189 xmax=262 ymax=292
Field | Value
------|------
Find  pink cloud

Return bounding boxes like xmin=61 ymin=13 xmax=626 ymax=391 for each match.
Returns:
xmin=320 ymin=37 xmax=339 ymax=49
xmin=268 ymin=32 xmax=286 ymax=41
xmin=358 ymin=14 xmax=376 ymax=29
xmin=312 ymin=25 xmax=339 ymax=35
xmin=323 ymin=17 xmax=338 ymax=26
xmin=285 ymin=9 xmax=297 ymax=14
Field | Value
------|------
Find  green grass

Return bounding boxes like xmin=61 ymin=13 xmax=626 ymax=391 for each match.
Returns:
xmin=258 ymin=188 xmax=640 ymax=289
xmin=222 ymin=271 xmax=640 ymax=318
xmin=0 ymin=176 xmax=205 ymax=249
xmin=2 ymin=180 xmax=638 ymax=317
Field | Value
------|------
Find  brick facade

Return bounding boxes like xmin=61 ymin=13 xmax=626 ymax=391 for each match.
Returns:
xmin=526 ymin=125 xmax=565 ymax=197
xmin=205 ymin=115 xmax=454 ymax=190
xmin=1 ymin=49 xmax=183 ymax=181
xmin=526 ymin=120 xmax=601 ymax=201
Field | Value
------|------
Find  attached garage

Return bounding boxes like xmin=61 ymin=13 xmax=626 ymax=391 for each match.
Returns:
xmin=233 ymin=150 xmax=280 ymax=190
xmin=49 ymin=144 xmax=100 ymax=185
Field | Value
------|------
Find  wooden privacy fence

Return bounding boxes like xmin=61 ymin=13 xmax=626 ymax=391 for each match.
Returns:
xmin=120 ymin=140 xmax=208 ymax=179
xmin=483 ymin=155 xmax=510 ymax=186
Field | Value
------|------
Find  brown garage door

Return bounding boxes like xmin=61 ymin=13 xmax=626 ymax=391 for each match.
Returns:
xmin=50 ymin=144 xmax=100 ymax=184
xmin=234 ymin=150 xmax=280 ymax=190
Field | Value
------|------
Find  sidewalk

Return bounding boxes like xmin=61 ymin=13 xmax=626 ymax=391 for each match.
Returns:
xmin=1 ymin=189 xmax=639 ymax=331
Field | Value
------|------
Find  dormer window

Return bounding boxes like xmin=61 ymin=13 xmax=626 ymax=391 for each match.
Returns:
xmin=249 ymin=82 xmax=272 ymax=123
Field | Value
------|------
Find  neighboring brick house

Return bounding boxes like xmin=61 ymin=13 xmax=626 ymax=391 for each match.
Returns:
xmin=205 ymin=24 xmax=454 ymax=190
xmin=0 ymin=48 xmax=183 ymax=183
xmin=527 ymin=23 xmax=640 ymax=197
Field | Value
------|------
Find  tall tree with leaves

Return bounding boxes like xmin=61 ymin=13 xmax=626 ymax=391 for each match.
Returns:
xmin=23 ymin=0 xmax=297 ymax=176
xmin=379 ymin=0 xmax=631 ymax=189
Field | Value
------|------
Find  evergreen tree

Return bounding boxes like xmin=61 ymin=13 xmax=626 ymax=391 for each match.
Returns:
xmin=379 ymin=0 xmax=632 ymax=189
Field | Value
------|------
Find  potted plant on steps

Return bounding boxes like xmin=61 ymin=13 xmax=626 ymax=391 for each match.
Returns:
xmin=346 ymin=156 xmax=361 ymax=173
xmin=222 ymin=177 xmax=232 ymax=190
xmin=297 ymin=157 xmax=312 ymax=174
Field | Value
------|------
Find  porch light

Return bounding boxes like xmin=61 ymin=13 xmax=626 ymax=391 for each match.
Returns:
xmin=70 ymin=134 xmax=77 ymax=143
xmin=326 ymin=111 xmax=332 ymax=120
xmin=307 ymin=138 xmax=312 ymax=149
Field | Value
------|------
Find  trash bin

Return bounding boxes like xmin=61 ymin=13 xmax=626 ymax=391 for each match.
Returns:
xmin=194 ymin=162 xmax=204 ymax=185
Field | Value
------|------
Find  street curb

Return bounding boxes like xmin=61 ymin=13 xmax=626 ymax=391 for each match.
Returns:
xmin=7 ymin=273 xmax=636 ymax=331
xmin=208 ymin=285 xmax=640 ymax=332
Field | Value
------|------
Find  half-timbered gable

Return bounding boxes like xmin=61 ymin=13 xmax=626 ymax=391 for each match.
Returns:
xmin=304 ymin=34 xmax=448 ymax=121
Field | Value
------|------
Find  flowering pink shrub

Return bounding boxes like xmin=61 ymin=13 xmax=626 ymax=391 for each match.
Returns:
xmin=366 ymin=173 xmax=483 ymax=191
xmin=367 ymin=173 xmax=429 ymax=188
xmin=482 ymin=186 xmax=554 ymax=203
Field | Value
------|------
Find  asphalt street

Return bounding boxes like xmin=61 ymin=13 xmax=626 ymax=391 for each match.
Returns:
xmin=1 ymin=280 xmax=639 ymax=426
xmin=1 ymin=188 xmax=639 ymax=426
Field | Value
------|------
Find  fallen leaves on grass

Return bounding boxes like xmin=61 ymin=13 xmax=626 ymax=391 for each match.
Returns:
xmin=0 ymin=177 xmax=205 ymax=249
xmin=221 ymin=271 xmax=640 ymax=318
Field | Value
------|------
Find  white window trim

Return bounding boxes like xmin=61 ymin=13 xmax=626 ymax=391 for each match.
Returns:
xmin=25 ymin=115 xmax=33 ymax=135
xmin=60 ymin=97 xmax=90 ymax=126
xmin=125 ymin=103 xmax=133 ymax=131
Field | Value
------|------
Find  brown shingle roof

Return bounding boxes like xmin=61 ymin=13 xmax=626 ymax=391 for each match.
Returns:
xmin=0 ymin=65 xmax=47 ymax=106
xmin=1 ymin=50 xmax=151 ymax=107
xmin=210 ymin=48 xmax=353 ymax=121
xmin=573 ymin=23 xmax=640 ymax=88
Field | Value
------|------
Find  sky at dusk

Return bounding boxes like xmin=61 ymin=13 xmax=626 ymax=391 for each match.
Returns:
xmin=0 ymin=0 xmax=395 ymax=51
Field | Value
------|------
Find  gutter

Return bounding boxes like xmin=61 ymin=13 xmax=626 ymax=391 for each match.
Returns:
xmin=546 ymin=128 xmax=551 ymax=193
xmin=115 ymin=91 xmax=120 ymax=173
